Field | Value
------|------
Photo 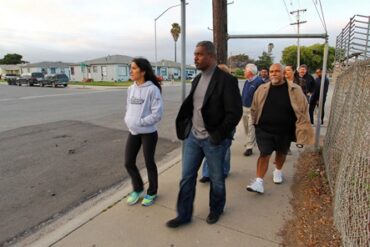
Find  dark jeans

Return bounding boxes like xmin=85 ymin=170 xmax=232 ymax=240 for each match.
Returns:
xmin=176 ymin=131 xmax=228 ymax=222
xmin=124 ymin=131 xmax=158 ymax=195
xmin=309 ymin=98 xmax=326 ymax=124
xmin=202 ymin=129 xmax=235 ymax=177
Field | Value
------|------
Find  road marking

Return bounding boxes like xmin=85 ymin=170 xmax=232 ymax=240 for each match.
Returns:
xmin=0 ymin=90 xmax=123 ymax=102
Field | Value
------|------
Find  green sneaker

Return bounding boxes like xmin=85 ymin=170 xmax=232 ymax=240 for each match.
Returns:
xmin=141 ymin=194 xmax=157 ymax=206
xmin=127 ymin=191 xmax=143 ymax=206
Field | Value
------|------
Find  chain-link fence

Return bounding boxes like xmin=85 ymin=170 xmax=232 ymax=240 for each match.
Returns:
xmin=323 ymin=59 xmax=370 ymax=246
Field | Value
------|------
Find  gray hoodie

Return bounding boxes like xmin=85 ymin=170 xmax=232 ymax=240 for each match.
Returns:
xmin=124 ymin=81 xmax=163 ymax=135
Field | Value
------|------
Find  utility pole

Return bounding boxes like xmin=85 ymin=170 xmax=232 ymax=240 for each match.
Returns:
xmin=290 ymin=9 xmax=307 ymax=68
xmin=212 ymin=0 xmax=228 ymax=64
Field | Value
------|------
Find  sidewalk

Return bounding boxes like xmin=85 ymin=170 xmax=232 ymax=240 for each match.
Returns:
xmin=20 ymin=120 xmax=301 ymax=247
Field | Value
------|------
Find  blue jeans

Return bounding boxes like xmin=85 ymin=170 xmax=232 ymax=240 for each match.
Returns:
xmin=176 ymin=131 xmax=228 ymax=222
xmin=202 ymin=132 xmax=233 ymax=177
xmin=202 ymin=147 xmax=231 ymax=177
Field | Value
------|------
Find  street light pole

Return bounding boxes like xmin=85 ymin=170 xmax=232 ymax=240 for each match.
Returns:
xmin=154 ymin=3 xmax=188 ymax=74
xmin=181 ymin=0 xmax=186 ymax=102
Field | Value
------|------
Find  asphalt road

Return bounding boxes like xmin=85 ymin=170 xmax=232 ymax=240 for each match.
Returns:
xmin=0 ymin=83 xmax=187 ymax=246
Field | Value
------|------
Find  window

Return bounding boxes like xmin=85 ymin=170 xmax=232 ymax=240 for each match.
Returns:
xmin=93 ymin=66 xmax=98 ymax=73
xmin=118 ymin=66 xmax=127 ymax=76
xmin=50 ymin=68 xmax=56 ymax=74
xmin=71 ymin=67 xmax=75 ymax=75
xmin=101 ymin=66 xmax=107 ymax=76
xmin=41 ymin=68 xmax=47 ymax=74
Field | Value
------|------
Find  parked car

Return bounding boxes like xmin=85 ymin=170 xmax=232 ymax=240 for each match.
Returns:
xmin=16 ymin=72 xmax=45 ymax=86
xmin=3 ymin=74 xmax=18 ymax=85
xmin=42 ymin=74 xmax=69 ymax=87
xmin=186 ymin=74 xmax=195 ymax=80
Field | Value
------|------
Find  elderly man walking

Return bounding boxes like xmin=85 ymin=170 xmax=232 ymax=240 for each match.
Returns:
xmin=241 ymin=64 xmax=265 ymax=156
xmin=247 ymin=63 xmax=314 ymax=194
xmin=166 ymin=41 xmax=242 ymax=228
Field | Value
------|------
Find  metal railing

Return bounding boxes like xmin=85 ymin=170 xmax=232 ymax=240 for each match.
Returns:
xmin=335 ymin=15 xmax=370 ymax=65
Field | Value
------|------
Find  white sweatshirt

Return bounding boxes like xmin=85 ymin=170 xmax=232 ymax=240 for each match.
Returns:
xmin=124 ymin=81 xmax=163 ymax=135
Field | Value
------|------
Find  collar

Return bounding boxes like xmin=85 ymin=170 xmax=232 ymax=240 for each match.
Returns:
xmin=247 ymin=75 xmax=258 ymax=82
xmin=201 ymin=63 xmax=217 ymax=77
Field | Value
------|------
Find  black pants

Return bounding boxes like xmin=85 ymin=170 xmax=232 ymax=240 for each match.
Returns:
xmin=309 ymin=99 xmax=326 ymax=124
xmin=124 ymin=131 xmax=158 ymax=195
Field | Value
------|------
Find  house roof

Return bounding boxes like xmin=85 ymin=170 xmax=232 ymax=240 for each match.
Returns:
xmin=20 ymin=61 xmax=73 ymax=68
xmin=82 ymin=55 xmax=134 ymax=65
xmin=152 ymin=59 xmax=196 ymax=69
xmin=0 ymin=64 xmax=21 ymax=70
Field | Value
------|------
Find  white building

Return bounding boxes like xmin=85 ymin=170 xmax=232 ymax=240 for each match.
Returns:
xmin=20 ymin=62 xmax=72 ymax=78
xmin=152 ymin=59 xmax=198 ymax=80
xmin=70 ymin=55 xmax=133 ymax=82
xmin=0 ymin=64 xmax=21 ymax=79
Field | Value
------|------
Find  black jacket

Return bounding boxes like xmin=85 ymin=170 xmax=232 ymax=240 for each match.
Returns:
xmin=294 ymin=72 xmax=315 ymax=95
xmin=176 ymin=66 xmax=243 ymax=145
xmin=310 ymin=76 xmax=329 ymax=103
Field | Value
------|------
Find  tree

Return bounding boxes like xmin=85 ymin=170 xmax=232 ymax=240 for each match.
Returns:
xmin=0 ymin=53 xmax=26 ymax=64
xmin=227 ymin=54 xmax=254 ymax=69
xmin=233 ymin=68 xmax=244 ymax=78
xmin=170 ymin=23 xmax=181 ymax=62
xmin=281 ymin=44 xmax=335 ymax=72
xmin=255 ymin=51 xmax=273 ymax=70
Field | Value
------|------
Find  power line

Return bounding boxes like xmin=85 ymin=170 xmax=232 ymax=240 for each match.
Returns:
xmin=311 ymin=0 xmax=327 ymax=33
xmin=282 ymin=0 xmax=296 ymax=31
xmin=318 ymin=0 xmax=328 ymax=32
xmin=282 ymin=0 xmax=292 ymax=21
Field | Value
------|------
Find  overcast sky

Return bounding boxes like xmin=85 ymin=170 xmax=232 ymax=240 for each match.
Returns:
xmin=0 ymin=0 xmax=368 ymax=64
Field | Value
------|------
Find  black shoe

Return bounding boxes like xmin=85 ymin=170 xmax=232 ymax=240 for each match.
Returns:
xmin=199 ymin=176 xmax=210 ymax=183
xmin=243 ymin=149 xmax=253 ymax=156
xmin=166 ymin=217 xmax=190 ymax=228
xmin=206 ymin=213 xmax=221 ymax=224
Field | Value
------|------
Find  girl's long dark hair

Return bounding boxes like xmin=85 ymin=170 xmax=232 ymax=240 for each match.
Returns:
xmin=132 ymin=57 xmax=162 ymax=92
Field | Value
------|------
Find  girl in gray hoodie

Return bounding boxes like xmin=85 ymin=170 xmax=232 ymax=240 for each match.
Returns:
xmin=124 ymin=58 xmax=163 ymax=206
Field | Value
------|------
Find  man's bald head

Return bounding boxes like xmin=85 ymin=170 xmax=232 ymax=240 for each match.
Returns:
xmin=269 ymin=63 xmax=285 ymax=85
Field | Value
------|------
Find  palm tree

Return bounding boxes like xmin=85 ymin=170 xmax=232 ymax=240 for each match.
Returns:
xmin=170 ymin=23 xmax=181 ymax=62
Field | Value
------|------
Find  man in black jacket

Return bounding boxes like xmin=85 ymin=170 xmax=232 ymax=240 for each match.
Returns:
xmin=309 ymin=68 xmax=329 ymax=124
xmin=166 ymin=41 xmax=242 ymax=228
xmin=296 ymin=64 xmax=315 ymax=100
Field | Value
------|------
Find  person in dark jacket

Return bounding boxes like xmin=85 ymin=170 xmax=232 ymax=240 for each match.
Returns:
xmin=166 ymin=41 xmax=242 ymax=228
xmin=296 ymin=64 xmax=315 ymax=101
xmin=309 ymin=68 xmax=329 ymax=124
xmin=260 ymin=67 xmax=270 ymax=83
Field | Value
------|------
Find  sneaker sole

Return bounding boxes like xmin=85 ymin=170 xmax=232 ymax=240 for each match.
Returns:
xmin=273 ymin=180 xmax=283 ymax=184
xmin=246 ymin=187 xmax=264 ymax=194
xmin=127 ymin=199 xmax=140 ymax=206
xmin=142 ymin=202 xmax=154 ymax=207
xmin=142 ymin=196 xmax=157 ymax=207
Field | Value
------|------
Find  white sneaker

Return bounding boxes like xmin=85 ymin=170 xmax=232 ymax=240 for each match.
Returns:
xmin=246 ymin=179 xmax=264 ymax=194
xmin=273 ymin=169 xmax=283 ymax=184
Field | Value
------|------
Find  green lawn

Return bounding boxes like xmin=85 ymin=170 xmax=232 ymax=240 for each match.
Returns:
xmin=69 ymin=81 xmax=132 ymax=87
